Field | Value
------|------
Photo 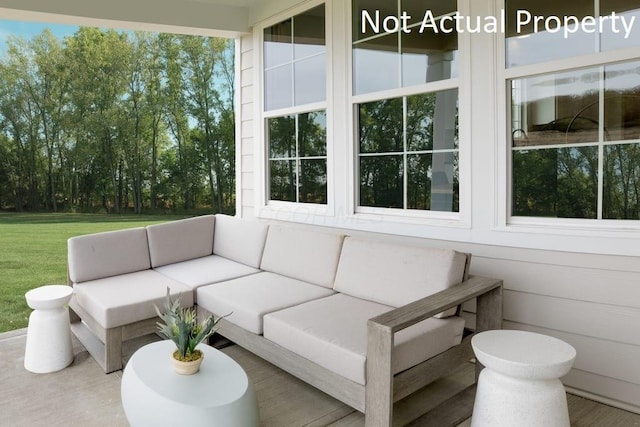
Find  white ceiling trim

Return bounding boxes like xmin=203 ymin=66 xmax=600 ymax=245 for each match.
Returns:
xmin=0 ymin=0 xmax=253 ymax=37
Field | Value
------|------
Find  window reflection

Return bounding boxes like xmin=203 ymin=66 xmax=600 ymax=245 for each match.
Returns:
xmin=601 ymin=0 xmax=640 ymax=51
xmin=604 ymin=143 xmax=640 ymax=219
xmin=264 ymin=5 xmax=325 ymax=111
xmin=512 ymin=62 xmax=640 ymax=147
xmin=604 ymin=61 xmax=640 ymax=141
xmin=511 ymin=68 xmax=600 ymax=148
xmin=265 ymin=65 xmax=293 ymax=111
xmin=506 ymin=0 xmax=640 ymax=68
xmin=270 ymin=160 xmax=297 ymax=202
xmin=353 ymin=34 xmax=399 ymax=95
xmin=401 ymin=0 xmax=454 ymax=26
xmin=299 ymin=159 xmax=327 ymax=203
xmin=360 ymin=155 xmax=404 ymax=208
xmin=294 ymin=54 xmax=326 ymax=105
xmin=513 ymin=147 xmax=598 ymax=218
xmin=294 ymin=5 xmax=326 ymax=59
xmin=299 ymin=111 xmax=327 ymax=157
xmin=264 ymin=19 xmax=292 ymax=69
xmin=407 ymin=152 xmax=459 ymax=211
xmin=407 ymin=90 xmax=458 ymax=151
xmin=352 ymin=0 xmax=397 ymax=41
xmin=268 ymin=116 xmax=295 ymax=159
xmin=268 ymin=110 xmax=327 ymax=204
xmin=401 ymin=25 xmax=457 ymax=87
xmin=352 ymin=0 xmax=458 ymax=95
xmin=506 ymin=0 xmax=594 ymax=67
xmin=358 ymin=89 xmax=459 ymax=212
xmin=511 ymin=59 xmax=640 ymax=219
xmin=358 ymin=98 xmax=403 ymax=153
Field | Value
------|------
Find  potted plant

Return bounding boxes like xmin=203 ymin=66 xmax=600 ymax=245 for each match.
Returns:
xmin=154 ymin=288 xmax=227 ymax=375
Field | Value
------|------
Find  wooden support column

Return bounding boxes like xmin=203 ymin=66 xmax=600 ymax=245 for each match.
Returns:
xmin=474 ymin=283 xmax=503 ymax=379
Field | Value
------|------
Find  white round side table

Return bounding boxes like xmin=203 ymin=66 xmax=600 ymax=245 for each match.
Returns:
xmin=121 ymin=340 xmax=259 ymax=427
xmin=24 ymin=285 xmax=74 ymax=373
xmin=471 ymin=330 xmax=576 ymax=427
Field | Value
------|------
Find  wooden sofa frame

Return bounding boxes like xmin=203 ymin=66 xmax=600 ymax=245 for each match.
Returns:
xmin=66 ymin=261 xmax=161 ymax=374
xmin=68 ymin=299 xmax=160 ymax=373
xmin=198 ymin=274 xmax=503 ymax=427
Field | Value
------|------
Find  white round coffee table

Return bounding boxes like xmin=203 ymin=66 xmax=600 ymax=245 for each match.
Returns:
xmin=471 ymin=330 xmax=576 ymax=427
xmin=24 ymin=285 xmax=74 ymax=373
xmin=121 ymin=340 xmax=259 ymax=426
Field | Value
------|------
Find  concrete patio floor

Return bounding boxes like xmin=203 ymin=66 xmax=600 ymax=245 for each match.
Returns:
xmin=1 ymin=328 xmax=639 ymax=427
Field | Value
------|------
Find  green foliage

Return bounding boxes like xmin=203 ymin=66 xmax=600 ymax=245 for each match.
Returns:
xmin=0 ymin=27 xmax=235 ymax=215
xmin=154 ymin=288 xmax=228 ymax=360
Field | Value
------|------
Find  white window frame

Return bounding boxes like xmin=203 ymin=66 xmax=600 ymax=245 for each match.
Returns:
xmin=255 ymin=0 xmax=334 ymax=220
xmin=348 ymin=0 xmax=472 ymax=228
xmin=497 ymin=0 xmax=640 ymax=236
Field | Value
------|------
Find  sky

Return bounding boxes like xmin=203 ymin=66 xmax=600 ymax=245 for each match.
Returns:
xmin=0 ymin=19 xmax=79 ymax=56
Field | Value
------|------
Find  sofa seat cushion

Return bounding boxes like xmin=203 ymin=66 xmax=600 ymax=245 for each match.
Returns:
xmin=154 ymin=255 xmax=259 ymax=300
xmin=263 ymin=293 xmax=465 ymax=386
xmin=72 ymin=270 xmax=193 ymax=329
xmin=196 ymin=272 xmax=335 ymax=334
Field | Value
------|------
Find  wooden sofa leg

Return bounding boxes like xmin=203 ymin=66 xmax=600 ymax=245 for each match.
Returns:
xmin=104 ymin=327 xmax=124 ymax=373
xmin=365 ymin=321 xmax=394 ymax=427
xmin=69 ymin=307 xmax=81 ymax=323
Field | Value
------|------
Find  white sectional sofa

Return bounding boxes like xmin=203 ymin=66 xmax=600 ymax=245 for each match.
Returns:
xmin=67 ymin=214 xmax=503 ymax=426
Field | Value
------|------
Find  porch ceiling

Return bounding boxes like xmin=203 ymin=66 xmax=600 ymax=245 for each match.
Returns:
xmin=0 ymin=0 xmax=276 ymax=37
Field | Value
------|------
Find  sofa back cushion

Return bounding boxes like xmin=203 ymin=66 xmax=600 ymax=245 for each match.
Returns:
xmin=333 ymin=237 xmax=467 ymax=311
xmin=68 ymin=227 xmax=151 ymax=283
xmin=260 ymin=225 xmax=345 ymax=288
xmin=213 ymin=214 xmax=269 ymax=268
xmin=146 ymin=215 xmax=215 ymax=268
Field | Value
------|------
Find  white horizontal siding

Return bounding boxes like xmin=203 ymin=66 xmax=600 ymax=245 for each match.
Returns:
xmin=462 ymin=252 xmax=640 ymax=413
xmin=238 ymin=34 xmax=254 ymax=219
xmin=564 ymin=367 xmax=640 ymax=413
xmin=472 ymin=257 xmax=640 ymax=307
xmin=503 ymin=321 xmax=640 ymax=386
xmin=502 ymin=291 xmax=640 ymax=346
xmin=241 ymin=154 xmax=254 ymax=173
xmin=241 ymin=119 xmax=253 ymax=139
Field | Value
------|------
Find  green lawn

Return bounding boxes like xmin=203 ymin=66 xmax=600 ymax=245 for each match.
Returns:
xmin=0 ymin=212 xmax=192 ymax=333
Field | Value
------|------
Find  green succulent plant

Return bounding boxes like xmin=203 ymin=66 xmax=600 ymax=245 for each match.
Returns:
xmin=154 ymin=288 xmax=228 ymax=361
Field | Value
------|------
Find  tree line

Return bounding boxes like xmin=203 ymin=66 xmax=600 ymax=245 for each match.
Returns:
xmin=0 ymin=27 xmax=235 ymax=214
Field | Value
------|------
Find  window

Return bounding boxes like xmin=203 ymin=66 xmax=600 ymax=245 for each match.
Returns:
xmin=353 ymin=0 xmax=460 ymax=214
xmin=268 ymin=111 xmax=327 ymax=203
xmin=505 ymin=0 xmax=640 ymax=68
xmin=263 ymin=4 xmax=327 ymax=205
xmin=358 ymin=90 xmax=459 ymax=211
xmin=507 ymin=0 xmax=640 ymax=220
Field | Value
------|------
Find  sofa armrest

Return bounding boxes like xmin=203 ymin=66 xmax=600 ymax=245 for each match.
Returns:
xmin=364 ymin=275 xmax=503 ymax=426
xmin=368 ymin=275 xmax=503 ymax=334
